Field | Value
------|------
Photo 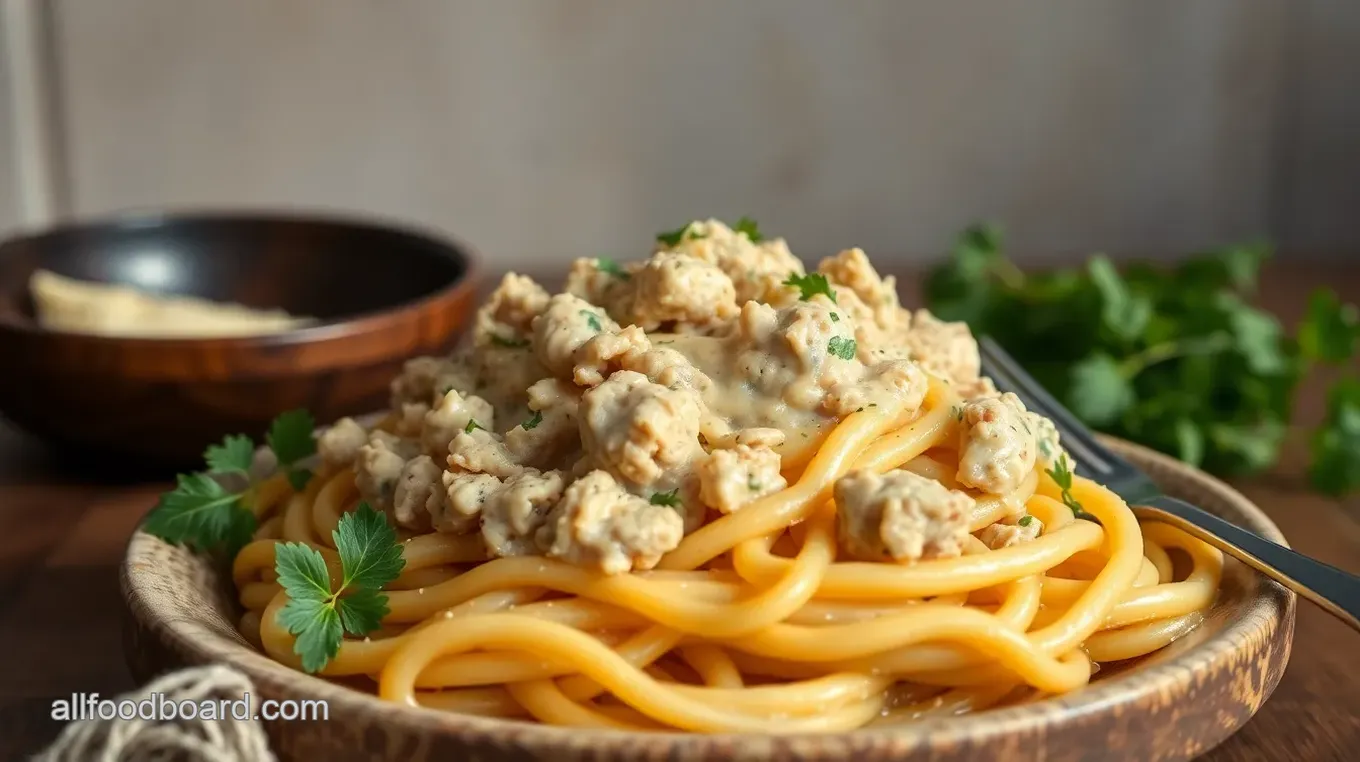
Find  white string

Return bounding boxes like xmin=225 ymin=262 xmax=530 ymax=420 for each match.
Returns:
xmin=36 ymin=665 xmax=274 ymax=762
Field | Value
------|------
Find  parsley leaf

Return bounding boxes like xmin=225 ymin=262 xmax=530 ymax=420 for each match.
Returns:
xmin=144 ymin=410 xmax=323 ymax=551
xmin=1067 ymin=353 xmax=1136 ymax=427
xmin=268 ymin=409 xmax=316 ymax=491
xmin=1309 ymin=379 xmax=1360 ymax=496
xmin=335 ymin=503 xmax=405 ymax=590
xmin=277 ymin=596 xmax=341 ymax=674
xmin=580 ymin=310 xmax=603 ymax=332
xmin=1018 ymin=515 xmax=1034 ymax=528
xmin=1045 ymin=456 xmax=1098 ymax=521
xmin=656 ymin=223 xmax=704 ymax=247
xmin=204 ymin=434 xmax=255 ymax=477
xmin=142 ymin=473 xmax=250 ymax=552
xmin=782 ymin=272 xmax=838 ymax=304
xmin=1298 ymin=289 xmax=1359 ymax=364
xmin=336 ymin=587 xmax=389 ymax=635
xmin=734 ymin=216 xmax=763 ymax=242
xmin=827 ymin=336 xmax=857 ymax=361
xmin=650 ymin=489 xmax=682 ymax=509
xmin=596 ymin=258 xmax=631 ymax=281
xmin=1089 ymin=255 xmax=1152 ymax=342
xmin=521 ymin=410 xmax=544 ymax=430
xmin=923 ymin=225 xmax=1360 ymax=496
xmin=464 ymin=418 xmax=484 ymax=434
xmin=275 ymin=503 xmax=404 ymax=673
xmin=490 ymin=334 xmax=530 ymax=348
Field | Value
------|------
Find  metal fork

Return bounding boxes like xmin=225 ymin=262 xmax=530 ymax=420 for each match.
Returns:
xmin=978 ymin=336 xmax=1360 ymax=632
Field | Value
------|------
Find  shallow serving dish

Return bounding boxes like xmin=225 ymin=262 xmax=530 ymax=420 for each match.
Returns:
xmin=0 ymin=211 xmax=478 ymax=469
xmin=121 ymin=436 xmax=1294 ymax=762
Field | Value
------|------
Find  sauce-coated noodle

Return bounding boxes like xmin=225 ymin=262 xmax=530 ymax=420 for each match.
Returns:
xmin=234 ymin=385 xmax=1222 ymax=732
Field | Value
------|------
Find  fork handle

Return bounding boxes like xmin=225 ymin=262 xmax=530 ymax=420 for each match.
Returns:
xmin=1136 ymin=495 xmax=1360 ymax=633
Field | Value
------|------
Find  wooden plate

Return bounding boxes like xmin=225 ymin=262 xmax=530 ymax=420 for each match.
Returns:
xmin=120 ymin=436 xmax=1295 ymax=762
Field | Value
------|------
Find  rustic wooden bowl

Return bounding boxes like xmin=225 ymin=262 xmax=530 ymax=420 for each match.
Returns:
xmin=121 ymin=437 xmax=1295 ymax=762
xmin=0 ymin=211 xmax=478 ymax=470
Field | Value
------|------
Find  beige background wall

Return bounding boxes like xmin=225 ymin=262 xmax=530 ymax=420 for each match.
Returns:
xmin=0 ymin=7 xmax=16 ymax=236
xmin=2 ymin=1 xmax=1358 ymax=269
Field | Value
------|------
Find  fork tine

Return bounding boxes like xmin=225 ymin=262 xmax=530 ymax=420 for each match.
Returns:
xmin=977 ymin=336 xmax=1117 ymax=476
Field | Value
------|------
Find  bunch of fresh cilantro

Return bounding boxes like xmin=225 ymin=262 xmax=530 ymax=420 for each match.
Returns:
xmin=925 ymin=224 xmax=1360 ymax=496
xmin=142 ymin=409 xmax=407 ymax=673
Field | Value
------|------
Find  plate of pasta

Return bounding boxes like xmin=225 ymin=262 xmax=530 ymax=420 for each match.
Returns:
xmin=122 ymin=219 xmax=1294 ymax=762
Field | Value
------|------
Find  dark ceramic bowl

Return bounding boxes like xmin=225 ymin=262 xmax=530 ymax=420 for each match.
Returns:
xmin=0 ymin=211 xmax=479 ymax=469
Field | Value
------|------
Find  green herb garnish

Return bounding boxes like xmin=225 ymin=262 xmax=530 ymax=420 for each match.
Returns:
xmin=1310 ymin=378 xmax=1360 ymax=496
xmin=1018 ymin=515 xmax=1035 ymax=528
xmin=268 ymin=410 xmax=318 ymax=491
xmin=734 ymin=216 xmax=763 ymax=242
xmin=275 ymin=503 xmax=405 ymax=673
xmin=597 ymin=258 xmax=631 ymax=281
xmin=925 ymin=224 xmax=1360 ymax=495
xmin=827 ymin=336 xmax=857 ymax=360
xmin=782 ymin=272 xmax=838 ymax=304
xmin=1045 ymin=456 xmax=1098 ymax=521
xmin=464 ymin=419 xmax=484 ymax=434
xmin=580 ymin=310 xmax=603 ymax=332
xmin=649 ymin=489 xmax=682 ymax=508
xmin=490 ymin=334 xmax=530 ymax=348
xmin=656 ymin=223 xmax=705 ymax=247
xmin=143 ymin=410 xmax=317 ymax=551
xmin=829 ymin=312 xmax=840 ymax=322
xmin=521 ymin=410 xmax=544 ymax=430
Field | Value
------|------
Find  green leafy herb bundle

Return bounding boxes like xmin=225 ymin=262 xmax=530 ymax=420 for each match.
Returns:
xmin=141 ymin=410 xmax=407 ymax=673
xmin=925 ymin=225 xmax=1360 ymax=496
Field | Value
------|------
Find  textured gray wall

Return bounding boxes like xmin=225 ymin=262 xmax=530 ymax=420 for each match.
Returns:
xmin=1 ymin=0 xmax=1355 ymax=267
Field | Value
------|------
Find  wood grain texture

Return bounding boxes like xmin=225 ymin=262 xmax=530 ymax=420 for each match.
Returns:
xmin=0 ymin=212 xmax=479 ymax=467
xmin=0 ymin=263 xmax=1356 ymax=760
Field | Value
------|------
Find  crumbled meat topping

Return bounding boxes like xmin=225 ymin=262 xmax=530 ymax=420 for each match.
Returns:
xmin=342 ymin=220 xmax=1070 ymax=572
xmin=698 ymin=444 xmax=786 ymax=514
xmin=317 ymin=417 xmax=368 ymax=468
xmin=422 ymin=389 xmax=495 ymax=456
xmin=956 ymin=392 xmax=1038 ymax=495
xmin=835 ymin=469 xmax=974 ymax=562
xmin=537 ymin=470 xmax=684 ymax=574
xmin=976 ymin=515 xmax=1044 ymax=549
xmin=579 ymin=370 xmax=704 ymax=488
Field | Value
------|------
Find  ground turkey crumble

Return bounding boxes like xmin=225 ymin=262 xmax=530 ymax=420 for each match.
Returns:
xmin=313 ymin=219 xmax=1065 ymax=574
xmin=835 ymin=469 xmax=975 ymax=562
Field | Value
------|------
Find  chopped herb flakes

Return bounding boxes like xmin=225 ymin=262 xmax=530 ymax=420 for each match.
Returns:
xmin=596 ymin=258 xmax=630 ymax=280
xmin=828 ymin=336 xmax=857 ymax=360
xmin=783 ymin=272 xmax=838 ymax=304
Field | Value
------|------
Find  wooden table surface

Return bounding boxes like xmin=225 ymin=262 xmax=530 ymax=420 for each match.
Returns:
xmin=1 ymin=264 xmax=1358 ymax=761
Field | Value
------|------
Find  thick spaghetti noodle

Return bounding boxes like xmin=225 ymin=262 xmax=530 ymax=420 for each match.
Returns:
xmin=224 ymin=220 xmax=1221 ymax=731
xmin=230 ymin=380 xmax=1221 ymax=732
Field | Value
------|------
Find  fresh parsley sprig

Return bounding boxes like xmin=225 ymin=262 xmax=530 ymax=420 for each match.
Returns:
xmin=650 ymin=489 xmax=682 ymax=508
xmin=656 ymin=223 xmax=705 ymax=248
xmin=925 ymin=224 xmax=1360 ymax=496
xmin=783 ymin=272 xmax=838 ymax=304
xmin=1046 ymin=456 xmax=1098 ymax=522
xmin=275 ymin=503 xmax=405 ymax=673
xmin=596 ymin=258 xmax=631 ymax=281
xmin=143 ymin=410 xmax=317 ymax=552
xmin=734 ymin=216 xmax=763 ymax=242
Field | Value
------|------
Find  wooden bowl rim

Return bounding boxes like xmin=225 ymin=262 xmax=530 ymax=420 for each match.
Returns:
xmin=121 ymin=434 xmax=1296 ymax=757
xmin=0 ymin=207 xmax=481 ymax=349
